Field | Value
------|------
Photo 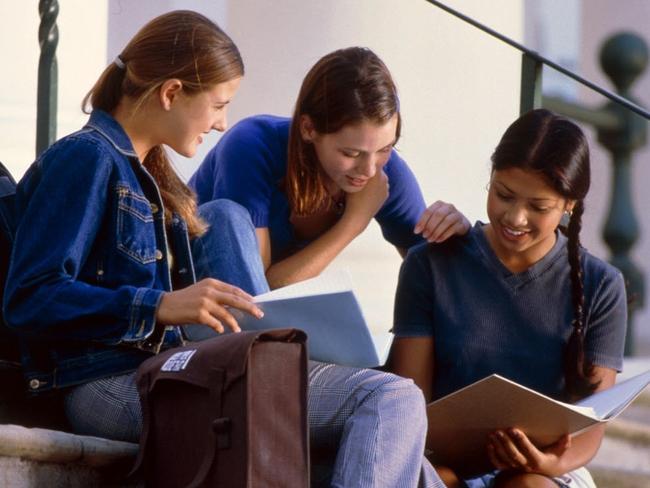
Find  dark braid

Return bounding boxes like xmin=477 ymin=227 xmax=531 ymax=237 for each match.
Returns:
xmin=564 ymin=201 xmax=599 ymax=399
xmin=490 ymin=109 xmax=595 ymax=400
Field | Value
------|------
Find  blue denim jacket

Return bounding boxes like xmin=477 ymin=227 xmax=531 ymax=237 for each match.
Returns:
xmin=4 ymin=110 xmax=193 ymax=394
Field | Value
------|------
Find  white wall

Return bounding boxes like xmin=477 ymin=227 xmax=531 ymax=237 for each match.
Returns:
xmin=1 ymin=1 xmax=524 ymax=335
xmin=0 ymin=1 xmax=108 ymax=179
xmin=221 ymin=0 xmax=523 ymax=332
xmin=524 ymin=0 xmax=581 ymax=100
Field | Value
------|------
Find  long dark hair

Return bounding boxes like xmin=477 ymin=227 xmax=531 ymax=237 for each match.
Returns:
xmin=286 ymin=47 xmax=400 ymax=215
xmin=491 ymin=108 xmax=595 ymax=399
xmin=82 ymin=10 xmax=244 ymax=237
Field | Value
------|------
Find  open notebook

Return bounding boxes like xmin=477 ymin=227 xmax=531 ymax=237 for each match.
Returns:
xmin=183 ymin=271 xmax=393 ymax=368
xmin=426 ymin=369 xmax=650 ymax=476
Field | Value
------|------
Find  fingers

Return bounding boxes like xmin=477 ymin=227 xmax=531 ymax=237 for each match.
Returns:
xmin=195 ymin=279 xmax=262 ymax=318
xmin=368 ymin=170 xmax=390 ymax=197
xmin=487 ymin=442 xmax=509 ymax=470
xmin=160 ymin=279 xmax=265 ymax=334
xmin=414 ymin=201 xmax=469 ymax=243
xmin=203 ymin=278 xmax=255 ymax=301
xmin=489 ymin=431 xmax=524 ymax=469
xmin=489 ymin=429 xmax=568 ymax=475
xmin=507 ymin=429 xmax=543 ymax=471
xmin=213 ymin=290 xmax=264 ymax=320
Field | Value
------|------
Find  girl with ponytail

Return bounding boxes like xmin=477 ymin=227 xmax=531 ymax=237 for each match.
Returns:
xmin=5 ymin=11 xmax=445 ymax=487
xmin=390 ymin=109 xmax=627 ymax=488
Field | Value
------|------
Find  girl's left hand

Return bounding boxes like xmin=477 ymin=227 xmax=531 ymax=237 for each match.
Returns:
xmin=487 ymin=428 xmax=571 ymax=476
xmin=413 ymin=201 xmax=471 ymax=243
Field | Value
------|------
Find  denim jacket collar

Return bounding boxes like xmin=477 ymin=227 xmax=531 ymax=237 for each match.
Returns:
xmin=84 ymin=109 xmax=139 ymax=159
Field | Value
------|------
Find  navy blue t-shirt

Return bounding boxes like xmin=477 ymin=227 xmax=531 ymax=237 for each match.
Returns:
xmin=189 ymin=115 xmax=426 ymax=262
xmin=393 ymin=222 xmax=627 ymax=401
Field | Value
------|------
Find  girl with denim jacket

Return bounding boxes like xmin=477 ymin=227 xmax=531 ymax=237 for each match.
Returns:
xmin=5 ymin=10 xmax=443 ymax=488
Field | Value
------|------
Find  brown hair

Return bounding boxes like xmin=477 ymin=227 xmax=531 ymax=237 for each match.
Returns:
xmin=286 ymin=47 xmax=400 ymax=215
xmin=82 ymin=10 xmax=244 ymax=236
xmin=491 ymin=109 xmax=596 ymax=399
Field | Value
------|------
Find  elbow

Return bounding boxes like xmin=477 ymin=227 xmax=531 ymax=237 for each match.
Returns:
xmin=3 ymin=285 xmax=46 ymax=335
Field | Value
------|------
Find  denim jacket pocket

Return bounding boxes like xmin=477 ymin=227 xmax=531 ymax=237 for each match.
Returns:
xmin=115 ymin=185 xmax=157 ymax=264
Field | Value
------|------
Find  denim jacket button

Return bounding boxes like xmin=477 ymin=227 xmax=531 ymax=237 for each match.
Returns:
xmin=150 ymin=203 xmax=159 ymax=214
xmin=155 ymin=249 xmax=164 ymax=260
xmin=29 ymin=379 xmax=41 ymax=390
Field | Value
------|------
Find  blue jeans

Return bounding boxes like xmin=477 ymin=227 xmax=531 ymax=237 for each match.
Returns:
xmin=192 ymin=199 xmax=270 ymax=296
xmin=64 ymin=199 xmax=443 ymax=487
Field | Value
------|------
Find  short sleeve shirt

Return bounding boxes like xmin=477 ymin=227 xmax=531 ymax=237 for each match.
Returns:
xmin=393 ymin=222 xmax=627 ymax=401
xmin=189 ymin=115 xmax=426 ymax=262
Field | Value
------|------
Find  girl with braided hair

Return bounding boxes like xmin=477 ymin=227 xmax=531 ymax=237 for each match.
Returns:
xmin=390 ymin=108 xmax=627 ymax=488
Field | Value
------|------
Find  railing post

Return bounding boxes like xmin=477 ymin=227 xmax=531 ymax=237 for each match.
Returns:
xmin=36 ymin=0 xmax=59 ymax=157
xmin=520 ymin=53 xmax=543 ymax=114
xmin=597 ymin=33 xmax=648 ymax=356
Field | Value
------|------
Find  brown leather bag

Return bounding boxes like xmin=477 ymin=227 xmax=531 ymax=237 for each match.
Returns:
xmin=131 ymin=329 xmax=309 ymax=487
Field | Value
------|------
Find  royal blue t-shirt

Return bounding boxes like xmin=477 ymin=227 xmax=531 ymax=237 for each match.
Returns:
xmin=189 ymin=115 xmax=426 ymax=262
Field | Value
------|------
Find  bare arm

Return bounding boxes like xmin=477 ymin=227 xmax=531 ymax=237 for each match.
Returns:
xmin=258 ymin=218 xmax=365 ymax=289
xmin=389 ymin=336 xmax=435 ymax=402
xmin=259 ymin=171 xmax=389 ymax=289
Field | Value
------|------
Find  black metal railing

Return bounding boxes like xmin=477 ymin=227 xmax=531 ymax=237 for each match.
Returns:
xmin=424 ymin=0 xmax=650 ymax=119
xmin=36 ymin=0 xmax=59 ymax=157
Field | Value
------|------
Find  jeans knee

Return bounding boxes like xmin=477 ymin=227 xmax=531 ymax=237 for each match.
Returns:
xmin=198 ymin=199 xmax=253 ymax=230
xmin=377 ymin=375 xmax=427 ymax=424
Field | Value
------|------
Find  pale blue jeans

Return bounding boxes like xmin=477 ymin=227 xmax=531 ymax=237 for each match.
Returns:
xmin=65 ymin=199 xmax=443 ymax=488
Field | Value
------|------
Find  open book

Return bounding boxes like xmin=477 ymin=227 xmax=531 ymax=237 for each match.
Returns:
xmin=426 ymin=369 xmax=650 ymax=476
xmin=183 ymin=271 xmax=393 ymax=368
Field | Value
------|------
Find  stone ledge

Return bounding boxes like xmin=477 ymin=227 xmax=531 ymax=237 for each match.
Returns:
xmin=0 ymin=424 xmax=138 ymax=467
xmin=590 ymin=466 xmax=650 ymax=488
xmin=606 ymin=417 xmax=650 ymax=445
xmin=0 ymin=456 xmax=125 ymax=488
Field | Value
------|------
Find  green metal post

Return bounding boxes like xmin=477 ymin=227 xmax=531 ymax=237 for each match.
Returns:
xmin=597 ymin=33 xmax=648 ymax=355
xmin=520 ymin=53 xmax=543 ymax=114
xmin=36 ymin=0 xmax=59 ymax=157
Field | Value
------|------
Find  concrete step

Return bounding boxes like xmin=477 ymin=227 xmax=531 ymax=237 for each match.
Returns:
xmin=0 ymin=358 xmax=647 ymax=486
xmin=0 ymin=424 xmax=139 ymax=487
xmin=590 ymin=467 xmax=650 ymax=488
xmin=587 ymin=357 xmax=650 ymax=486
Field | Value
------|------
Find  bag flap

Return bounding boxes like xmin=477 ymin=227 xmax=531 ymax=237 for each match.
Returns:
xmin=136 ymin=328 xmax=307 ymax=390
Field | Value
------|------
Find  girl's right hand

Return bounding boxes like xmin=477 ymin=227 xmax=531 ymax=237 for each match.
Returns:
xmin=487 ymin=429 xmax=571 ymax=476
xmin=156 ymin=278 xmax=264 ymax=333
xmin=342 ymin=170 xmax=389 ymax=233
